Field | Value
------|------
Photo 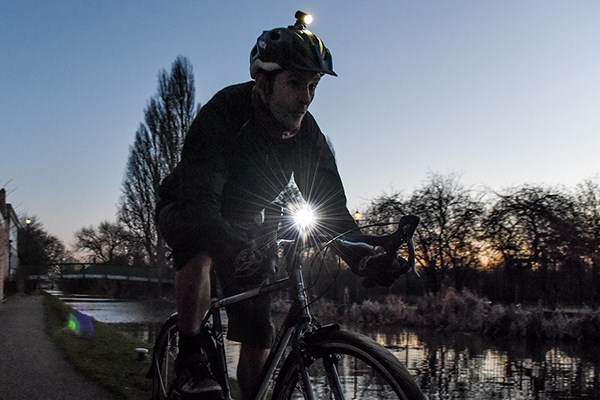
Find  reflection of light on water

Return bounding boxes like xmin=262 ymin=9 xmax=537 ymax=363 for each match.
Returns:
xmin=67 ymin=300 xmax=175 ymax=323
xmin=546 ymin=348 xmax=574 ymax=367
xmin=545 ymin=348 xmax=581 ymax=393
xmin=354 ymin=325 xmax=600 ymax=399
xmin=480 ymin=349 xmax=508 ymax=379
xmin=224 ymin=339 xmax=241 ymax=378
xmin=373 ymin=330 xmax=427 ymax=374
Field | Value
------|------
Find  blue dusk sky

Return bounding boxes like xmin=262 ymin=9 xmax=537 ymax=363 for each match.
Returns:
xmin=1 ymin=1 xmax=599 ymax=246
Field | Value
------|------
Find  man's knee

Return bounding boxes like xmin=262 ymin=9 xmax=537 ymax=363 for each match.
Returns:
xmin=186 ymin=252 xmax=212 ymax=270
xmin=176 ymin=253 xmax=213 ymax=293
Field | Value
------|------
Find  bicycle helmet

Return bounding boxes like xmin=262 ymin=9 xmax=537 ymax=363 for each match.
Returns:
xmin=250 ymin=11 xmax=337 ymax=78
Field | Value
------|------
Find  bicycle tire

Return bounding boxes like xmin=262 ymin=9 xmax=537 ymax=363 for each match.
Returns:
xmin=150 ymin=315 xmax=179 ymax=400
xmin=272 ymin=329 xmax=425 ymax=400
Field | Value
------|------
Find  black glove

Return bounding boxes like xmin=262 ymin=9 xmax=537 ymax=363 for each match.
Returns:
xmin=356 ymin=253 xmax=411 ymax=288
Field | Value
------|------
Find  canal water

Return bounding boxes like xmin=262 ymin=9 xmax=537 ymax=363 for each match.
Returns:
xmin=57 ymin=293 xmax=600 ymax=399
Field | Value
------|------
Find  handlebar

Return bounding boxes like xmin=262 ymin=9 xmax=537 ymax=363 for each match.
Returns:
xmin=341 ymin=214 xmax=420 ymax=276
xmin=277 ymin=214 xmax=421 ymax=276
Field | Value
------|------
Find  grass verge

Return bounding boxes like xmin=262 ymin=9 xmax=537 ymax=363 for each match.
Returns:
xmin=43 ymin=293 xmax=152 ymax=400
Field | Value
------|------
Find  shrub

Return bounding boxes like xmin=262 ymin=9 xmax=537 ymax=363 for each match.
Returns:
xmin=411 ymin=287 xmax=491 ymax=332
xmin=348 ymin=299 xmax=384 ymax=324
xmin=311 ymin=298 xmax=340 ymax=321
xmin=280 ymin=286 xmax=600 ymax=341
xmin=380 ymin=295 xmax=410 ymax=324
xmin=509 ymin=307 xmax=544 ymax=338
xmin=579 ymin=310 xmax=600 ymax=340
xmin=482 ymin=304 xmax=510 ymax=336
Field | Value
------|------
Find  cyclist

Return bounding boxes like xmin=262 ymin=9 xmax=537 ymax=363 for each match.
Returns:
xmin=156 ymin=12 xmax=406 ymax=400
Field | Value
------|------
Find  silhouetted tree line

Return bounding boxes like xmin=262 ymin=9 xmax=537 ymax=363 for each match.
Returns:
xmin=352 ymin=173 xmax=600 ymax=307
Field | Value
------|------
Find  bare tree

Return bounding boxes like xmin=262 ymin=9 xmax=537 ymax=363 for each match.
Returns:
xmin=407 ymin=173 xmax=485 ymax=293
xmin=118 ymin=56 xmax=198 ymax=268
xmin=573 ymin=178 xmax=600 ymax=303
xmin=574 ymin=178 xmax=600 ymax=260
xmin=483 ymin=185 xmax=579 ymax=306
xmin=74 ymin=221 xmax=137 ymax=264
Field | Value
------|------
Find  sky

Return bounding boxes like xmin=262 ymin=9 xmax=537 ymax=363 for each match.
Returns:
xmin=1 ymin=1 xmax=599 ymax=247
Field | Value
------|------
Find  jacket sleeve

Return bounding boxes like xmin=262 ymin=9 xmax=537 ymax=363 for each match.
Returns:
xmin=156 ymin=88 xmax=251 ymax=258
xmin=293 ymin=114 xmax=359 ymax=238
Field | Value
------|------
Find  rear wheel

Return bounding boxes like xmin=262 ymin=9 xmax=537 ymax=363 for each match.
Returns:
xmin=272 ymin=329 xmax=425 ymax=400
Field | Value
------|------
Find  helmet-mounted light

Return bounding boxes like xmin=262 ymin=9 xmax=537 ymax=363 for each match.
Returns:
xmin=290 ymin=10 xmax=313 ymax=30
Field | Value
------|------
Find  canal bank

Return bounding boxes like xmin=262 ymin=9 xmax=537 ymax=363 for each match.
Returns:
xmin=42 ymin=290 xmax=600 ymax=399
xmin=0 ymin=294 xmax=120 ymax=400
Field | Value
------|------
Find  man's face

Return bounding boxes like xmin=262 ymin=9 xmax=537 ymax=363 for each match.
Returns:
xmin=264 ymin=70 xmax=321 ymax=131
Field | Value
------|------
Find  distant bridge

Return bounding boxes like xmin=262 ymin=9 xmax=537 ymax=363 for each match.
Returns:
xmin=25 ymin=263 xmax=175 ymax=285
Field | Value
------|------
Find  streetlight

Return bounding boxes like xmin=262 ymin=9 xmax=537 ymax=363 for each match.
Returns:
xmin=24 ymin=218 xmax=32 ymax=264
xmin=18 ymin=217 xmax=32 ymax=293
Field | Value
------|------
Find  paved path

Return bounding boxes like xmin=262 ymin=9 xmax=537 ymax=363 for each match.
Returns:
xmin=0 ymin=294 xmax=120 ymax=400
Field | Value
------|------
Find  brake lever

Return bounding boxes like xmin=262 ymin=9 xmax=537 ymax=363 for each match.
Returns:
xmin=396 ymin=215 xmax=420 ymax=277
xmin=407 ymin=236 xmax=419 ymax=277
xmin=381 ymin=215 xmax=419 ymax=253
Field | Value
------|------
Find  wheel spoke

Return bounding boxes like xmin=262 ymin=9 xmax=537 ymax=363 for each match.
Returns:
xmin=271 ymin=330 xmax=424 ymax=400
xmin=151 ymin=320 xmax=179 ymax=400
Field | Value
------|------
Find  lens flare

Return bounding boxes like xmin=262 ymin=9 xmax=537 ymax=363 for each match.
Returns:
xmin=67 ymin=309 xmax=95 ymax=337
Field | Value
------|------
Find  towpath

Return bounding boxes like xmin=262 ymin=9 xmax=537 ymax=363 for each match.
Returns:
xmin=0 ymin=294 xmax=119 ymax=400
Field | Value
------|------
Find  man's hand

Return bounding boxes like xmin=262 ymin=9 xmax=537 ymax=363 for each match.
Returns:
xmin=355 ymin=253 xmax=410 ymax=288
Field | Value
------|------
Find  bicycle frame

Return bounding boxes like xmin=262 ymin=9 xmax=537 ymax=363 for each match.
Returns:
xmin=204 ymin=236 xmax=329 ymax=400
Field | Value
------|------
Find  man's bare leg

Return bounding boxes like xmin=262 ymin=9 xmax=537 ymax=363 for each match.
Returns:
xmin=176 ymin=253 xmax=212 ymax=335
xmin=172 ymin=253 xmax=224 ymax=398
xmin=237 ymin=345 xmax=269 ymax=399
xmin=175 ymin=253 xmax=269 ymax=399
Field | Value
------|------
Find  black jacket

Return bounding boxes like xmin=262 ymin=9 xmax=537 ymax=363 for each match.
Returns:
xmin=157 ymin=81 xmax=357 ymax=256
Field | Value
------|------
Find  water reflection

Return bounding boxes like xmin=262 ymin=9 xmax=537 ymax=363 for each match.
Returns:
xmin=62 ymin=295 xmax=600 ymax=399
xmin=371 ymin=327 xmax=600 ymax=399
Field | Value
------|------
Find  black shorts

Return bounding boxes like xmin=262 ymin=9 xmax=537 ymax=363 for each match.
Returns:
xmin=157 ymin=202 xmax=274 ymax=348
xmin=217 ymin=272 xmax=275 ymax=348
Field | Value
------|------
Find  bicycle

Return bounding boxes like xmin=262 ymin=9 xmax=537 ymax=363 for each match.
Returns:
xmin=147 ymin=209 xmax=425 ymax=400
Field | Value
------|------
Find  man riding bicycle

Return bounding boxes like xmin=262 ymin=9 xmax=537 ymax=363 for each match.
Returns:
xmin=156 ymin=12 xmax=408 ymax=400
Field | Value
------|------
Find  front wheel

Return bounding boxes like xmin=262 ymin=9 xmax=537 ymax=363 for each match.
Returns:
xmin=272 ymin=329 xmax=425 ymax=400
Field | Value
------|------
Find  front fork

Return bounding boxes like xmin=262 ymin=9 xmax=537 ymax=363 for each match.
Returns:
xmin=323 ymin=353 xmax=345 ymax=400
xmin=293 ymin=336 xmax=345 ymax=400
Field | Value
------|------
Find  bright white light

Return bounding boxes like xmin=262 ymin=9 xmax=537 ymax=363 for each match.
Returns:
xmin=293 ymin=205 xmax=315 ymax=229
xmin=303 ymin=14 xmax=313 ymax=25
